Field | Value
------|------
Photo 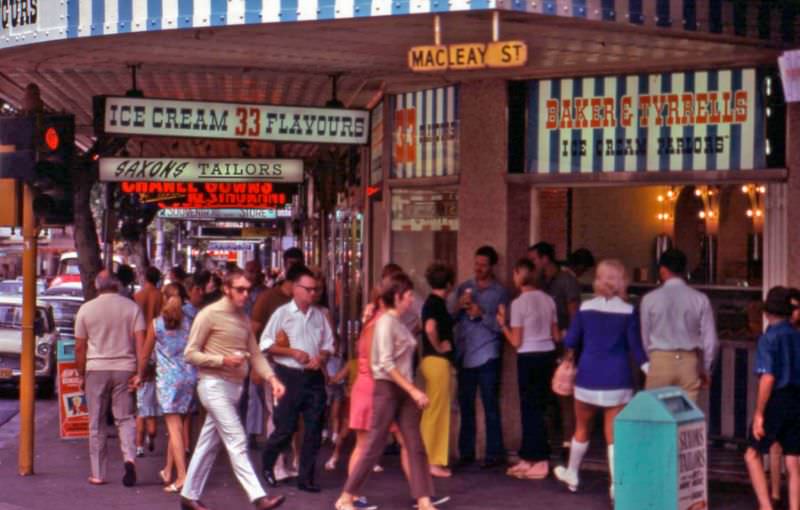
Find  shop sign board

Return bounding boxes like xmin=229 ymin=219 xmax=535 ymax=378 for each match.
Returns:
xmin=96 ymin=96 xmax=369 ymax=145
xmin=525 ymin=68 xmax=767 ymax=174
xmin=120 ymin=181 xmax=294 ymax=209
xmin=157 ymin=208 xmax=291 ymax=220
xmin=99 ymin=158 xmax=303 ymax=183
xmin=57 ymin=340 xmax=88 ymax=439
xmin=408 ymin=41 xmax=527 ymax=72
xmin=677 ymin=421 xmax=708 ymax=510
xmin=391 ymin=190 xmax=458 ymax=232
xmin=392 ymin=86 xmax=459 ymax=179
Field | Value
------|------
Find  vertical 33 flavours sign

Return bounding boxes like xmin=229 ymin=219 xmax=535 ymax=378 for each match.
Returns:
xmin=95 ymin=96 xmax=369 ymax=145
xmin=525 ymin=68 xmax=767 ymax=174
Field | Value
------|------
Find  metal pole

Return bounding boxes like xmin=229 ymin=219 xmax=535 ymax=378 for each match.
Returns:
xmin=434 ymin=15 xmax=441 ymax=46
xmin=18 ymin=182 xmax=37 ymax=476
xmin=492 ymin=11 xmax=500 ymax=42
xmin=102 ymin=183 xmax=113 ymax=267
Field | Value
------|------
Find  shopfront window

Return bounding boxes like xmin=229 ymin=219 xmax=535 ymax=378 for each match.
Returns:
xmin=390 ymin=189 xmax=458 ymax=293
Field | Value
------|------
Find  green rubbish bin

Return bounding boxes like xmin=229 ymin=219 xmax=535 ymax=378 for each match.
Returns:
xmin=615 ymin=387 xmax=707 ymax=510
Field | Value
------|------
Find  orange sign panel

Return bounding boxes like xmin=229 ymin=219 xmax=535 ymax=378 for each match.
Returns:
xmin=408 ymin=41 xmax=527 ymax=72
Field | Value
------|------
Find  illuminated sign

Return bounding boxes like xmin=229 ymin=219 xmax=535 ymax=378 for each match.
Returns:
xmin=408 ymin=41 xmax=527 ymax=72
xmin=97 ymin=96 xmax=369 ymax=145
xmin=156 ymin=208 xmax=292 ymax=220
xmin=120 ymin=181 xmax=293 ymax=209
xmin=100 ymin=158 xmax=303 ymax=183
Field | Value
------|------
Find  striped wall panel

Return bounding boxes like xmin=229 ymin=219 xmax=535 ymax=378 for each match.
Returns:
xmin=0 ymin=0 xmax=797 ymax=49
xmin=707 ymin=340 xmax=758 ymax=441
xmin=390 ymin=86 xmax=459 ymax=179
xmin=524 ymin=68 xmax=767 ymax=175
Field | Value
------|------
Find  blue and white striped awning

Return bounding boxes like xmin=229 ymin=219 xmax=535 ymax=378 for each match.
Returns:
xmin=1 ymin=0 xmax=797 ymax=49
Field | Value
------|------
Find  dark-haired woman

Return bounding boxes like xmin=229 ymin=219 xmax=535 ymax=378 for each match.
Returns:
xmin=139 ymin=282 xmax=197 ymax=493
xmin=420 ymin=263 xmax=456 ymax=478
xmin=335 ymin=273 xmax=437 ymax=510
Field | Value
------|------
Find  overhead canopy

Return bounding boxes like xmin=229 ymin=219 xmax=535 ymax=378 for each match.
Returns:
xmin=0 ymin=1 xmax=791 ymax=158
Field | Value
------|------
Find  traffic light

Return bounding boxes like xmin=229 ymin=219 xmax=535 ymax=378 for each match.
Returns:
xmin=32 ymin=114 xmax=74 ymax=225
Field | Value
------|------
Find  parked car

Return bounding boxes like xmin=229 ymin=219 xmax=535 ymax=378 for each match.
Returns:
xmin=43 ymin=282 xmax=85 ymax=298
xmin=0 ymin=279 xmax=47 ymax=296
xmin=39 ymin=295 xmax=83 ymax=341
xmin=0 ymin=296 xmax=59 ymax=397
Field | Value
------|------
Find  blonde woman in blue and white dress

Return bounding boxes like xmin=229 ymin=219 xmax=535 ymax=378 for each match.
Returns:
xmin=553 ymin=259 xmax=648 ymax=500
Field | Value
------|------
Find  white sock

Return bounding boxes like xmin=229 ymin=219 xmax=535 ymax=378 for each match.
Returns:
xmin=567 ymin=439 xmax=589 ymax=476
xmin=607 ymin=444 xmax=615 ymax=484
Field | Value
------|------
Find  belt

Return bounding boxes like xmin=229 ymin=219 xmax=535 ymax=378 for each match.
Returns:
xmin=655 ymin=349 xmax=698 ymax=360
xmin=275 ymin=363 xmax=322 ymax=374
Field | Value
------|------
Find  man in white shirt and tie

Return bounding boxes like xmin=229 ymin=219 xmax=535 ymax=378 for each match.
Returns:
xmin=641 ymin=249 xmax=719 ymax=402
xmin=260 ymin=265 xmax=334 ymax=493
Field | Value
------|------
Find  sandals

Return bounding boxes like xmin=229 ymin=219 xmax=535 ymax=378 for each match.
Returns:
xmin=159 ymin=469 xmax=171 ymax=485
xmin=334 ymin=500 xmax=356 ymax=510
xmin=164 ymin=482 xmax=184 ymax=493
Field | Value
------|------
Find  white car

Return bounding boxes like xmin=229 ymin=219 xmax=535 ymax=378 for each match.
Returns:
xmin=0 ymin=296 xmax=59 ymax=398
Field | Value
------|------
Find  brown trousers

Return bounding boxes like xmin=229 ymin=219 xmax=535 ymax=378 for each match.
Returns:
xmin=344 ymin=380 xmax=433 ymax=500
xmin=645 ymin=350 xmax=702 ymax=402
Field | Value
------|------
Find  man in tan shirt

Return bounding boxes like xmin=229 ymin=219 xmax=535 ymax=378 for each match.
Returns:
xmin=180 ymin=268 xmax=287 ymax=510
xmin=75 ymin=270 xmax=145 ymax=487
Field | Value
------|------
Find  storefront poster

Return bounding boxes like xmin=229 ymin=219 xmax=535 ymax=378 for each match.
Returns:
xmin=100 ymin=158 xmax=303 ymax=183
xmin=677 ymin=421 xmax=708 ymax=510
xmin=525 ymin=68 xmax=766 ymax=174
xmin=57 ymin=363 xmax=88 ymax=439
xmin=97 ymin=96 xmax=369 ymax=145
xmin=392 ymin=86 xmax=459 ymax=179
xmin=391 ymin=190 xmax=458 ymax=231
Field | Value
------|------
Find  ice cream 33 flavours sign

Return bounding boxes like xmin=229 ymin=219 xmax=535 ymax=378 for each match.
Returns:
xmin=95 ymin=96 xmax=369 ymax=144
xmin=525 ymin=68 xmax=767 ymax=174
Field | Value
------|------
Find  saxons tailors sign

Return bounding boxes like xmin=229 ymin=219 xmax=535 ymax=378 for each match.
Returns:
xmin=99 ymin=158 xmax=303 ymax=183
xmin=96 ymin=96 xmax=369 ymax=145
xmin=525 ymin=68 xmax=766 ymax=174
xmin=408 ymin=41 xmax=527 ymax=72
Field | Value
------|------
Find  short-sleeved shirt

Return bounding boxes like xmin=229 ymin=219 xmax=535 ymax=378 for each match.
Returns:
xmin=372 ymin=312 xmax=417 ymax=381
xmin=75 ymin=293 xmax=146 ymax=372
xmin=756 ymin=320 xmax=800 ymax=390
xmin=544 ymin=269 xmax=582 ymax=331
xmin=260 ymin=301 xmax=335 ymax=370
xmin=510 ymin=290 xmax=557 ymax=353
xmin=421 ymin=294 xmax=454 ymax=361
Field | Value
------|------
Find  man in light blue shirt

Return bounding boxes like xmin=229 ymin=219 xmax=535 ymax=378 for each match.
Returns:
xmin=454 ymin=245 xmax=509 ymax=468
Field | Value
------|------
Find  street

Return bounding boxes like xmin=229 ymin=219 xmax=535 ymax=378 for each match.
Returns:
xmin=0 ymin=390 xmax=762 ymax=510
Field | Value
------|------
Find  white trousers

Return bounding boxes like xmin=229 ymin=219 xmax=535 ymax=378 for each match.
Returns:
xmin=182 ymin=377 xmax=267 ymax=502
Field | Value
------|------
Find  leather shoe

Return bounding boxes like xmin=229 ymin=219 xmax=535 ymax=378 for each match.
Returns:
xmin=480 ymin=457 xmax=505 ymax=470
xmin=297 ymin=482 xmax=321 ymax=493
xmin=262 ymin=470 xmax=278 ymax=487
xmin=180 ymin=497 xmax=211 ymax=510
xmin=253 ymin=495 xmax=285 ymax=510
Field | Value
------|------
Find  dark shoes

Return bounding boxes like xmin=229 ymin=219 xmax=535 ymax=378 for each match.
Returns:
xmin=262 ymin=470 xmax=278 ymax=487
xmin=253 ymin=495 xmax=286 ymax=510
xmin=297 ymin=482 xmax=321 ymax=493
xmin=453 ymin=456 xmax=475 ymax=469
xmin=180 ymin=497 xmax=211 ymax=510
xmin=122 ymin=461 xmax=136 ymax=487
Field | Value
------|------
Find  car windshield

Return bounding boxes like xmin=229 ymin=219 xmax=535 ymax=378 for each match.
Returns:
xmin=58 ymin=259 xmax=81 ymax=276
xmin=0 ymin=305 xmax=46 ymax=329
xmin=46 ymin=301 xmax=82 ymax=320
xmin=0 ymin=282 xmax=21 ymax=295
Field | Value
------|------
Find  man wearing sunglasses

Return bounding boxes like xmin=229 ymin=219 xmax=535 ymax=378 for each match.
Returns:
xmin=260 ymin=265 xmax=334 ymax=493
xmin=181 ymin=268 xmax=287 ymax=510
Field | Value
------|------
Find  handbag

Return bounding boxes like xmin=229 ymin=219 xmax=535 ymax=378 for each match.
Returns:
xmin=551 ymin=359 xmax=576 ymax=397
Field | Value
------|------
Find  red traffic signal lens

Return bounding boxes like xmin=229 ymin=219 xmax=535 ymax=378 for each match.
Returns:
xmin=44 ymin=127 xmax=59 ymax=151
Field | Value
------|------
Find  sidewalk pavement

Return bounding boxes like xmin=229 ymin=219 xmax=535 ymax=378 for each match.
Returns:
xmin=0 ymin=401 xmax=761 ymax=510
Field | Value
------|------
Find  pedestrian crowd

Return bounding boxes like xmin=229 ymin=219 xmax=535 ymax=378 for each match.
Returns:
xmin=71 ymin=243 xmax=800 ymax=510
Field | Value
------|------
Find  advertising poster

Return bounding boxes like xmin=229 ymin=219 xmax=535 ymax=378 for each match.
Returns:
xmin=57 ymin=362 xmax=89 ymax=439
xmin=677 ymin=421 xmax=708 ymax=510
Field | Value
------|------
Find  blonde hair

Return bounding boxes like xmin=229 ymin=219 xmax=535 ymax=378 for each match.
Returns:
xmin=593 ymin=259 xmax=628 ymax=300
xmin=161 ymin=282 xmax=185 ymax=330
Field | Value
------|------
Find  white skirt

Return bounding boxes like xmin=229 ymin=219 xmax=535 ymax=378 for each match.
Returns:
xmin=574 ymin=386 xmax=633 ymax=408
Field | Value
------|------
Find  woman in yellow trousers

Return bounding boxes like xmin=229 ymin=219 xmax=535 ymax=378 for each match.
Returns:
xmin=419 ymin=263 xmax=456 ymax=478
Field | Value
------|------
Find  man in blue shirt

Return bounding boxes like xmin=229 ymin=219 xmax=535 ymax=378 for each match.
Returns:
xmin=744 ymin=286 xmax=800 ymax=510
xmin=454 ymin=245 xmax=509 ymax=469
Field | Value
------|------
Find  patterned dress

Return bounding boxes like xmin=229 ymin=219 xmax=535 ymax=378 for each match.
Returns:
xmin=154 ymin=317 xmax=197 ymax=414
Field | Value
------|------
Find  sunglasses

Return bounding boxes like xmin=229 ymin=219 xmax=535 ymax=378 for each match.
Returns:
xmin=231 ymin=286 xmax=252 ymax=294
